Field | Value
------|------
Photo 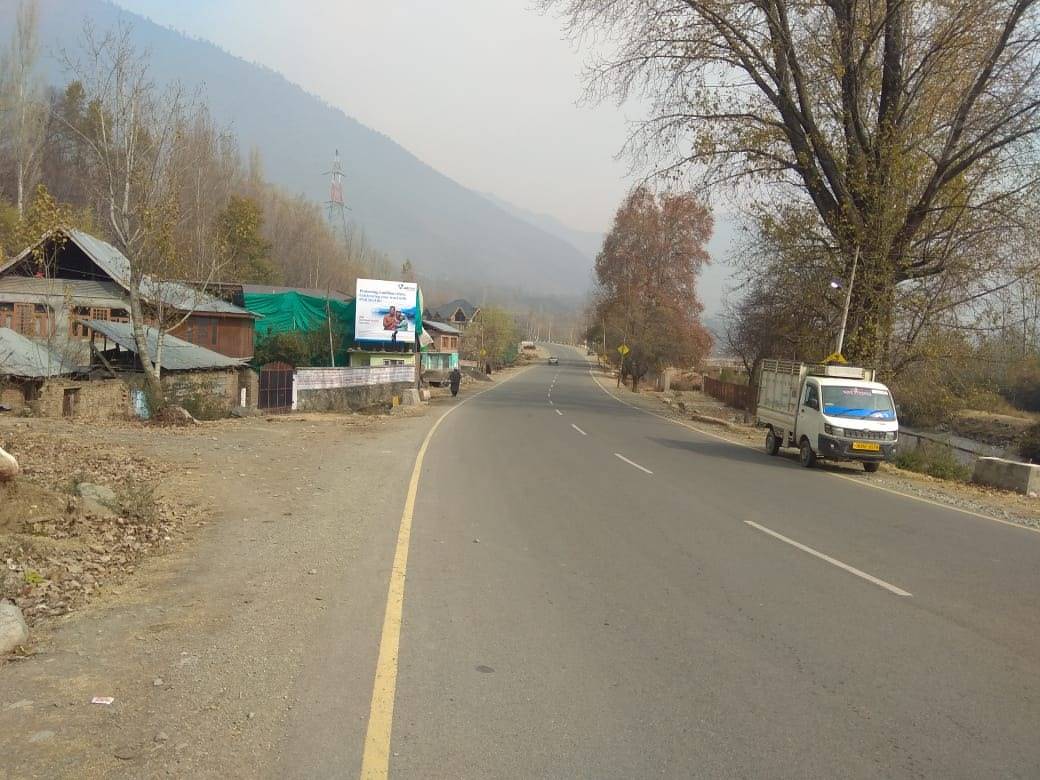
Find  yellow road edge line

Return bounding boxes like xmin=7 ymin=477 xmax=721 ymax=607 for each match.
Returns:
xmin=585 ymin=363 xmax=1040 ymax=537
xmin=360 ymin=366 xmax=532 ymax=779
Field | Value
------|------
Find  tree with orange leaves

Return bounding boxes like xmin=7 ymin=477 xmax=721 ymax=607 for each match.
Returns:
xmin=591 ymin=187 xmax=713 ymax=390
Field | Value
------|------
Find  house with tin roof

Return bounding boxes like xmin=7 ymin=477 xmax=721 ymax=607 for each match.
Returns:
xmin=0 ymin=228 xmax=257 ymax=361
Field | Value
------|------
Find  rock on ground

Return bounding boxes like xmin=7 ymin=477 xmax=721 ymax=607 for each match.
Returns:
xmin=0 ymin=600 xmax=29 ymax=654
xmin=0 ymin=446 xmax=18 ymax=481
xmin=76 ymin=482 xmax=117 ymax=505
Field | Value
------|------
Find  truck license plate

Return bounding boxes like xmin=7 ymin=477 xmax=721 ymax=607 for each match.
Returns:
xmin=852 ymin=441 xmax=881 ymax=452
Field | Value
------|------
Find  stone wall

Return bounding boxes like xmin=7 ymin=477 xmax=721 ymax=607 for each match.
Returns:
xmin=162 ymin=370 xmax=238 ymax=419
xmin=295 ymin=381 xmax=414 ymax=413
xmin=160 ymin=368 xmax=259 ymax=419
xmin=37 ymin=379 xmax=130 ymax=420
xmin=0 ymin=382 xmax=29 ymax=411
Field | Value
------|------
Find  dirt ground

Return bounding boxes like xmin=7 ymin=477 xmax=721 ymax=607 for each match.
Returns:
xmin=0 ymin=399 xmax=441 ymax=778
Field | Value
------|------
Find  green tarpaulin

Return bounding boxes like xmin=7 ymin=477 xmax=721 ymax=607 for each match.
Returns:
xmin=245 ymin=290 xmax=356 ymax=340
xmin=244 ymin=289 xmax=424 ymax=367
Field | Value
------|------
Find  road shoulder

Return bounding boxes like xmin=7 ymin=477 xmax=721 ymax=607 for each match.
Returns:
xmin=586 ymin=361 xmax=1040 ymax=532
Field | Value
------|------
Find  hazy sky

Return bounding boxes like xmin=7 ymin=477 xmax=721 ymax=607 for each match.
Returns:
xmin=112 ymin=0 xmax=635 ymax=235
xmin=111 ymin=0 xmax=738 ymax=315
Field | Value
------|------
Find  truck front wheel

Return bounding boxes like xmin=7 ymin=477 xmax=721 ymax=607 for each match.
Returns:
xmin=863 ymin=461 xmax=881 ymax=473
xmin=799 ymin=439 xmax=817 ymax=468
xmin=765 ymin=429 xmax=781 ymax=456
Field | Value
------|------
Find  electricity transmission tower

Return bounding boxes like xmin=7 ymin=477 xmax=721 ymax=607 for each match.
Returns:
xmin=325 ymin=149 xmax=351 ymax=247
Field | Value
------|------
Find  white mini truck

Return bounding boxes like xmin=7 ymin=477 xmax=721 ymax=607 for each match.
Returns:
xmin=756 ymin=360 xmax=899 ymax=472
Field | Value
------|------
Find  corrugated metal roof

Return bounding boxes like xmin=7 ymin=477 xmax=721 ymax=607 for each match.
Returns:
xmin=61 ymin=230 xmax=254 ymax=317
xmin=241 ymin=284 xmax=353 ymax=302
xmin=84 ymin=319 xmax=246 ymax=371
xmin=0 ymin=277 xmax=128 ymax=309
xmin=0 ymin=328 xmax=73 ymax=378
xmin=423 ymin=319 xmax=462 ymax=335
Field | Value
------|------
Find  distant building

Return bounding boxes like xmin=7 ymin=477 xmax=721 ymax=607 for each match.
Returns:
xmin=424 ymin=299 xmax=480 ymax=328
xmin=421 ymin=320 xmax=461 ymax=383
xmin=424 ymin=320 xmax=462 ymax=354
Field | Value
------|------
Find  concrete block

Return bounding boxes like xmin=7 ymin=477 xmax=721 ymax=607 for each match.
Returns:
xmin=972 ymin=456 xmax=1040 ymax=495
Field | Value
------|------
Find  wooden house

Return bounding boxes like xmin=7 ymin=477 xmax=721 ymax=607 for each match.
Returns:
xmin=0 ymin=229 xmax=257 ymax=360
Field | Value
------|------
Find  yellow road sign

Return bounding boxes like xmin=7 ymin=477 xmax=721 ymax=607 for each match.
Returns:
xmin=822 ymin=351 xmax=847 ymax=364
xmin=618 ymin=344 xmax=630 ymax=356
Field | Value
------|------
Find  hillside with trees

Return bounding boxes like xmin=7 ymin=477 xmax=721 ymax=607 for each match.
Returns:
xmin=0 ymin=0 xmax=594 ymax=306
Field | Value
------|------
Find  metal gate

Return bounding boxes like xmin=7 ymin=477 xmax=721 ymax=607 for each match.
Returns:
xmin=258 ymin=362 xmax=294 ymax=412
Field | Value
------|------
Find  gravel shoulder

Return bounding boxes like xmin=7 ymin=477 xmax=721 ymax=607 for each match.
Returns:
xmin=587 ymin=364 xmax=1040 ymax=532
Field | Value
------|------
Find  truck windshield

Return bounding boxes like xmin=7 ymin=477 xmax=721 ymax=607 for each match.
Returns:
xmin=822 ymin=386 xmax=896 ymax=420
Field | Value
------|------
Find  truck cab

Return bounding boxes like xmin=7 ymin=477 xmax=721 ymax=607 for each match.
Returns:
xmin=757 ymin=361 xmax=898 ymax=473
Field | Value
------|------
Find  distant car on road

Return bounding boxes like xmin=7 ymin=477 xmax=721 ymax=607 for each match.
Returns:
xmin=548 ymin=356 xmax=559 ymax=365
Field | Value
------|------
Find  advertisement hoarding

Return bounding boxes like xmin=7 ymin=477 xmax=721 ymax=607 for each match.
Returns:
xmin=354 ymin=278 xmax=420 ymax=343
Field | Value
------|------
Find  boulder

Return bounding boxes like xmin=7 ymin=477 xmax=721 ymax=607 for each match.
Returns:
xmin=419 ymin=389 xmax=432 ymax=402
xmin=0 ymin=600 xmax=29 ymax=654
xmin=0 ymin=447 xmax=18 ymax=482
xmin=230 ymin=405 xmax=259 ymax=418
xmin=77 ymin=482 xmax=117 ymax=505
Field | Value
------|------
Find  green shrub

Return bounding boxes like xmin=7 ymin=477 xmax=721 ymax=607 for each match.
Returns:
xmin=1002 ymin=362 xmax=1040 ymax=412
xmin=960 ymin=388 xmax=1023 ymax=417
xmin=889 ymin=382 xmax=964 ymax=428
xmin=1019 ymin=422 xmax=1040 ymax=462
xmin=254 ymin=328 xmax=345 ymax=367
xmin=894 ymin=442 xmax=971 ymax=482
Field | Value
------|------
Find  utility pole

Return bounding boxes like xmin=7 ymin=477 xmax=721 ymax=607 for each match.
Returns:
xmin=325 ymin=283 xmax=335 ymax=367
xmin=835 ymin=246 xmax=860 ymax=357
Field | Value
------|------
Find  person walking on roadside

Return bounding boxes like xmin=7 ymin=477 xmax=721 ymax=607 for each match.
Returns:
xmin=449 ymin=366 xmax=462 ymax=398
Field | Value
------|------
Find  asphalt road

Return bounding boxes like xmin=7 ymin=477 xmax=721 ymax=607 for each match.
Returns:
xmin=379 ymin=345 xmax=1040 ymax=778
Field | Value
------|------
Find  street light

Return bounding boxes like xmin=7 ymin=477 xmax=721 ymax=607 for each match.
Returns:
xmin=831 ymin=246 xmax=860 ymax=358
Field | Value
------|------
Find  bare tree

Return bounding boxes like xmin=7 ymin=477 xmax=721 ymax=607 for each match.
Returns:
xmin=546 ymin=0 xmax=1040 ymax=366
xmin=60 ymin=23 xmax=212 ymax=407
xmin=0 ymin=0 xmax=47 ymax=216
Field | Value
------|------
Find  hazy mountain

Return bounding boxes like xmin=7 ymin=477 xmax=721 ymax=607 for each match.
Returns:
xmin=482 ymin=193 xmax=604 ymax=262
xmin=15 ymin=0 xmax=592 ymax=303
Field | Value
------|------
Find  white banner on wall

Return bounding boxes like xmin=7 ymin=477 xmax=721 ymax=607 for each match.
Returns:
xmin=355 ymin=278 xmax=419 ymax=343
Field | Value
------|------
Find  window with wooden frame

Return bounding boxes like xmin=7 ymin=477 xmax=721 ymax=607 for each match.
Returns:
xmin=13 ymin=303 xmax=34 ymax=335
xmin=188 ymin=316 xmax=219 ymax=347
